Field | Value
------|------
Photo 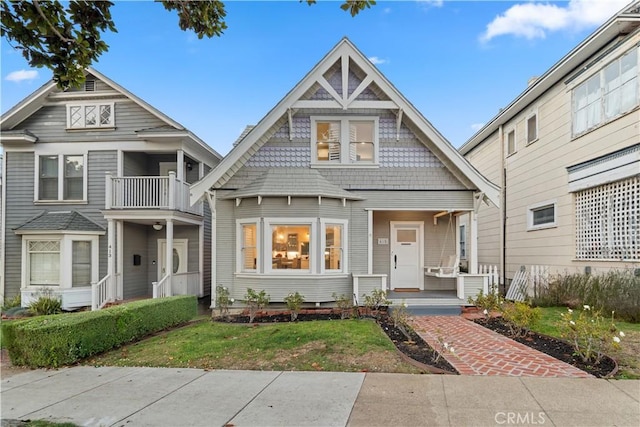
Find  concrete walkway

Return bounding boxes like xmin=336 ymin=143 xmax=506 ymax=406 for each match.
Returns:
xmin=410 ymin=316 xmax=593 ymax=378
xmin=1 ymin=367 xmax=638 ymax=426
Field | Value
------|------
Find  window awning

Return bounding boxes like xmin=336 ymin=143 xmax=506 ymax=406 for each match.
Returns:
xmin=219 ymin=168 xmax=365 ymax=202
xmin=567 ymin=143 xmax=640 ymax=192
xmin=14 ymin=210 xmax=105 ymax=234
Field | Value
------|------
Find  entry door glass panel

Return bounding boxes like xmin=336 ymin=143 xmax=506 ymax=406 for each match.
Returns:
xmin=159 ymin=240 xmax=187 ymax=277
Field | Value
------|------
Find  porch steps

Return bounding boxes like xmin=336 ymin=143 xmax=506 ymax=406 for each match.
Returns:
xmin=389 ymin=297 xmax=465 ymax=316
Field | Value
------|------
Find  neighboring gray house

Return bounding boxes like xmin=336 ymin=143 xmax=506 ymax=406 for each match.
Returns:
xmin=0 ymin=69 xmax=221 ymax=309
xmin=191 ymin=38 xmax=500 ymax=308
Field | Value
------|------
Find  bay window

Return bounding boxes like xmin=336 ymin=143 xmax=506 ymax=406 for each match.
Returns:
xmin=22 ymin=235 xmax=100 ymax=288
xmin=312 ymin=117 xmax=378 ymax=165
xmin=236 ymin=218 xmax=347 ymax=274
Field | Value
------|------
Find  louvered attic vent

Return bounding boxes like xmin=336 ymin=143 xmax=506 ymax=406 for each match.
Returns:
xmin=85 ymin=80 xmax=96 ymax=91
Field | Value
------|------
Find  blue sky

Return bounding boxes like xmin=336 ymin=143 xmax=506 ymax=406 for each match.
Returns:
xmin=0 ymin=0 xmax=631 ymax=154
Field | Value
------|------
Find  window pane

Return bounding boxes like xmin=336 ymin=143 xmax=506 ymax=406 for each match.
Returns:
xmin=84 ymin=105 xmax=97 ymax=126
xmin=317 ymin=121 xmax=341 ymax=162
xmin=64 ymin=155 xmax=84 ymax=200
xmin=39 ymin=156 xmax=58 ymax=200
xmin=527 ymin=115 xmax=537 ymax=143
xmin=325 ymin=224 xmax=342 ymax=270
xmin=507 ymin=131 xmax=515 ymax=155
xmin=397 ymin=230 xmax=416 ymax=242
xmin=70 ymin=106 xmax=82 ymax=127
xmin=72 ymin=241 xmax=92 ymax=286
xmin=241 ymin=224 xmax=257 ymax=270
xmin=349 ymin=122 xmax=374 ymax=163
xmin=532 ymin=205 xmax=555 ymax=226
xmin=271 ymin=225 xmax=310 ymax=270
xmin=100 ymin=105 xmax=112 ymax=125
xmin=29 ymin=240 xmax=60 ymax=286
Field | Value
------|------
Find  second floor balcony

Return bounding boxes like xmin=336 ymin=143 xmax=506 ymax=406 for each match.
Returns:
xmin=105 ymin=172 xmax=202 ymax=215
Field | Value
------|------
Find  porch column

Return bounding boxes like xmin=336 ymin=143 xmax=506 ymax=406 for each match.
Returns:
xmin=107 ymin=219 xmax=116 ymax=301
xmin=367 ymin=210 xmax=373 ymax=274
xmin=165 ymin=219 xmax=174 ymax=296
xmin=177 ymin=150 xmax=184 ymax=181
xmin=469 ymin=210 xmax=478 ymax=274
xmin=116 ymin=220 xmax=123 ymax=299
xmin=199 ymin=223 xmax=204 ymax=296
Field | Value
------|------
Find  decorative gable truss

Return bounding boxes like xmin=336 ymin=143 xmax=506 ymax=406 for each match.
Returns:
xmin=191 ymin=38 xmax=500 ymax=207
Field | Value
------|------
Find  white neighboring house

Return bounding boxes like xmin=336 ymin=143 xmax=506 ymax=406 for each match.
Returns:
xmin=459 ymin=1 xmax=640 ymax=286
xmin=0 ymin=69 xmax=221 ymax=309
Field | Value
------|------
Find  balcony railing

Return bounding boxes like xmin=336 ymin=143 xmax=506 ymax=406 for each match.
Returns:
xmin=105 ymin=172 xmax=202 ymax=215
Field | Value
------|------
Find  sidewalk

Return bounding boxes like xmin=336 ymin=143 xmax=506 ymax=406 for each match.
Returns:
xmin=2 ymin=367 xmax=638 ymax=427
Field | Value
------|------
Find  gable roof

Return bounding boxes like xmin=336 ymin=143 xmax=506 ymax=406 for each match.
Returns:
xmin=190 ymin=38 xmax=499 ymax=207
xmin=0 ymin=68 xmax=222 ymax=159
xmin=14 ymin=210 xmax=105 ymax=234
xmin=459 ymin=1 xmax=640 ymax=156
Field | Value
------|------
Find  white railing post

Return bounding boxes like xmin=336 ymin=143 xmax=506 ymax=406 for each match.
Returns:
xmin=105 ymin=172 xmax=113 ymax=209
xmin=152 ymin=281 xmax=158 ymax=298
xmin=91 ymin=280 xmax=98 ymax=310
xmin=168 ymin=172 xmax=176 ymax=210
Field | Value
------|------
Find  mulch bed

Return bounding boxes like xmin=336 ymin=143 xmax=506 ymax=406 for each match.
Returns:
xmin=473 ymin=317 xmax=617 ymax=378
xmin=215 ymin=309 xmax=458 ymax=374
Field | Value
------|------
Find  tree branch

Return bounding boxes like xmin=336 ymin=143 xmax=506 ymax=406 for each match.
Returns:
xmin=32 ymin=0 xmax=73 ymax=43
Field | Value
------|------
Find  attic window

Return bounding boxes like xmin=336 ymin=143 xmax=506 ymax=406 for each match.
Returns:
xmin=66 ymin=102 xmax=114 ymax=129
xmin=84 ymin=80 xmax=96 ymax=92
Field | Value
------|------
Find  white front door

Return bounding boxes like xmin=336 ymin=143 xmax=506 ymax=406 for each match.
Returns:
xmin=158 ymin=239 xmax=188 ymax=278
xmin=390 ymin=222 xmax=423 ymax=290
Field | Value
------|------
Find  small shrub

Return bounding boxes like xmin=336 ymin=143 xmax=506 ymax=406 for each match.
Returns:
xmin=332 ymin=292 xmax=355 ymax=320
xmin=215 ymin=285 xmax=234 ymax=319
xmin=28 ymin=288 xmax=62 ymax=316
xmin=389 ymin=302 xmax=412 ymax=341
xmin=433 ymin=328 xmax=456 ymax=364
xmin=1 ymin=294 xmax=21 ymax=313
xmin=501 ymin=301 xmax=541 ymax=338
xmin=362 ymin=288 xmax=391 ymax=318
xmin=557 ymin=305 xmax=623 ymax=364
xmin=284 ymin=291 xmax=305 ymax=321
xmin=244 ymin=288 xmax=270 ymax=323
xmin=468 ymin=288 xmax=503 ymax=316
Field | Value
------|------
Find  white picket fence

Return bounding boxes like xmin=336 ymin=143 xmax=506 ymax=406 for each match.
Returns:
xmin=505 ymin=265 xmax=550 ymax=301
xmin=479 ymin=264 xmax=499 ymax=294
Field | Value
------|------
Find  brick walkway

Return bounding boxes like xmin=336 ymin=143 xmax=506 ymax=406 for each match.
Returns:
xmin=409 ymin=316 xmax=593 ymax=378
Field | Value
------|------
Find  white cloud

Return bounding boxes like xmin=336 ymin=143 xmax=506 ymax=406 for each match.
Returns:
xmin=416 ymin=0 xmax=443 ymax=9
xmin=368 ymin=56 xmax=388 ymax=65
xmin=5 ymin=69 xmax=39 ymax=82
xmin=471 ymin=123 xmax=485 ymax=133
xmin=480 ymin=0 xmax=630 ymax=42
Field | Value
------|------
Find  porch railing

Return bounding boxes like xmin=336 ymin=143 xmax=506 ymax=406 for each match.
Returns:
xmin=92 ymin=275 xmax=112 ymax=310
xmin=152 ymin=275 xmax=171 ymax=299
xmin=172 ymin=272 xmax=201 ymax=296
xmin=105 ymin=173 xmax=202 ymax=215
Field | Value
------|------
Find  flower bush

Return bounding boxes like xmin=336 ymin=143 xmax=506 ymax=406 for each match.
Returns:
xmin=467 ymin=285 xmax=503 ymax=317
xmin=215 ymin=285 xmax=234 ymax=319
xmin=362 ymin=288 xmax=391 ymax=318
xmin=284 ymin=291 xmax=305 ymax=321
xmin=558 ymin=306 xmax=623 ymax=364
xmin=332 ymin=292 xmax=355 ymax=319
xmin=389 ymin=302 xmax=411 ymax=341
xmin=28 ymin=288 xmax=62 ymax=316
xmin=244 ymin=288 xmax=270 ymax=323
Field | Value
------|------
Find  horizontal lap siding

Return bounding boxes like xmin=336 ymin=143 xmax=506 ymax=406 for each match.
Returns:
xmin=232 ymin=276 xmax=351 ymax=303
xmin=123 ymin=223 xmax=149 ymax=299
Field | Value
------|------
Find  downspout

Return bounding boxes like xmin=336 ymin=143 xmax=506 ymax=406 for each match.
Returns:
xmin=205 ymin=190 xmax=217 ymax=308
xmin=498 ymin=124 xmax=507 ymax=295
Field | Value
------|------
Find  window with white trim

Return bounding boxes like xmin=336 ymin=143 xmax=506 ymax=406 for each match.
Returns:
xmin=506 ymin=129 xmax=516 ymax=156
xmin=67 ymin=102 xmax=114 ymax=129
xmin=323 ymin=222 xmax=345 ymax=273
xmin=37 ymin=155 xmax=86 ymax=201
xmin=528 ymin=201 xmax=557 ymax=230
xmin=459 ymin=224 xmax=466 ymax=259
xmin=22 ymin=235 xmax=100 ymax=288
xmin=573 ymin=47 xmax=638 ymax=136
xmin=575 ymin=177 xmax=639 ymax=260
xmin=312 ymin=117 xmax=378 ymax=165
xmin=526 ymin=113 xmax=538 ymax=144
xmin=236 ymin=218 xmax=348 ymax=274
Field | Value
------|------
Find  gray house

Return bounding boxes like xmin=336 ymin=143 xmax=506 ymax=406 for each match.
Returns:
xmin=0 ymin=69 xmax=221 ymax=309
xmin=190 ymin=38 xmax=500 ymax=308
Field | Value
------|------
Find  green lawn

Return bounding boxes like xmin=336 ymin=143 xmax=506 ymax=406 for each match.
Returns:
xmin=85 ymin=318 xmax=420 ymax=373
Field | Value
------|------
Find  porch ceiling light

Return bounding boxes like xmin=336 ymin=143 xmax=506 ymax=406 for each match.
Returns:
xmin=153 ymin=222 xmax=163 ymax=231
